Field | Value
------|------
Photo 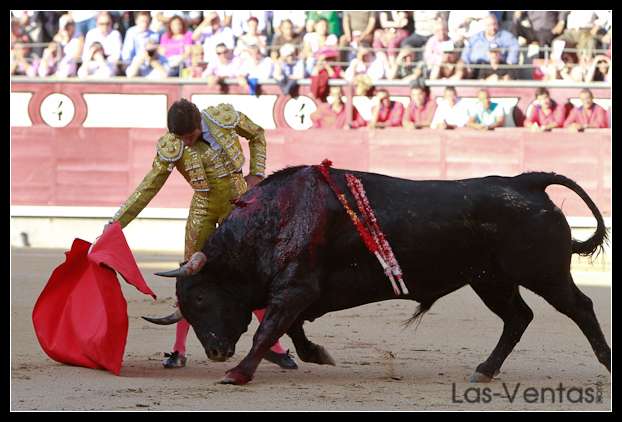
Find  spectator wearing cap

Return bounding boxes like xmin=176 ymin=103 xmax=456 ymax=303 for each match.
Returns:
xmin=369 ymin=89 xmax=405 ymax=129
xmin=234 ymin=16 xmax=268 ymax=59
xmin=272 ymin=43 xmax=305 ymax=96
xmin=269 ymin=19 xmax=303 ymax=60
xmin=476 ymin=46 xmax=514 ymax=80
xmin=563 ymin=89 xmax=608 ymax=130
xmin=373 ymin=11 xmax=413 ymax=65
xmin=82 ymin=12 xmax=123 ymax=67
xmin=311 ymin=86 xmax=367 ymax=129
xmin=461 ymin=14 xmax=519 ymax=66
xmin=402 ymin=85 xmax=437 ymax=129
xmin=53 ymin=14 xmax=84 ymax=77
xmin=340 ymin=12 xmax=376 ymax=62
xmin=466 ymin=89 xmax=505 ymax=131
xmin=159 ymin=15 xmax=193 ymax=77
xmin=306 ymin=11 xmax=342 ymax=38
xmin=125 ymin=39 xmax=169 ymax=79
xmin=428 ymin=43 xmax=468 ymax=80
xmin=193 ymin=12 xmax=236 ymax=65
xmin=77 ymin=41 xmax=116 ymax=78
xmin=202 ymin=43 xmax=242 ymax=87
xmin=121 ymin=11 xmax=159 ymax=66
xmin=431 ymin=86 xmax=470 ymax=129
xmin=524 ymin=87 xmax=567 ymax=131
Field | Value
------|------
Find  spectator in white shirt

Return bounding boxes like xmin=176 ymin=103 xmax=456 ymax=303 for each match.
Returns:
xmin=431 ymin=86 xmax=470 ymax=129
xmin=447 ymin=10 xmax=491 ymax=47
xmin=202 ymin=43 xmax=242 ymax=87
xmin=344 ymin=45 xmax=390 ymax=85
xmin=82 ymin=12 xmax=122 ymax=67
xmin=234 ymin=16 xmax=268 ymax=59
xmin=272 ymin=11 xmax=307 ymax=35
xmin=193 ymin=12 xmax=235 ymax=64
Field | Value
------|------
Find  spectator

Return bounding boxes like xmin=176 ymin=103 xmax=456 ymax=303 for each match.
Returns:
xmin=272 ymin=10 xmax=307 ymax=35
xmin=563 ymin=89 xmax=608 ymax=130
xmin=37 ymin=42 xmax=62 ymax=77
xmin=511 ymin=11 xmax=566 ymax=48
xmin=237 ymin=44 xmax=274 ymax=95
xmin=554 ymin=11 xmax=611 ymax=55
xmin=302 ymin=18 xmax=338 ymax=74
xmin=148 ymin=11 xmax=189 ymax=35
xmin=387 ymin=48 xmax=424 ymax=81
xmin=182 ymin=44 xmax=207 ymax=78
xmin=270 ymin=19 xmax=303 ymax=60
xmin=125 ymin=40 xmax=169 ymax=79
xmin=431 ymin=86 xmax=469 ymax=129
xmin=428 ymin=43 xmax=468 ymax=80
xmin=402 ymin=84 xmax=437 ymax=129
xmin=344 ymin=45 xmax=390 ymax=93
xmin=69 ymin=11 xmax=98 ymax=37
xmin=309 ymin=47 xmax=342 ymax=101
xmin=272 ymin=43 xmax=305 ymax=96
xmin=82 ymin=12 xmax=123 ymax=67
xmin=373 ymin=11 xmax=413 ymax=65
xmin=24 ymin=11 xmax=61 ymax=58
xmin=523 ymin=87 xmax=567 ymax=131
xmin=311 ymin=86 xmax=367 ymax=129
xmin=11 ymin=43 xmax=38 ymax=77
xmin=401 ymin=11 xmax=448 ymax=61
xmin=53 ymin=14 xmax=84 ymax=77
xmin=306 ymin=11 xmax=342 ymax=38
xmin=193 ymin=12 xmax=235 ymax=64
xmin=159 ymin=15 xmax=193 ymax=77
xmin=339 ymin=11 xmax=376 ymax=62
xmin=466 ymin=89 xmax=505 ymax=131
xmin=77 ymin=41 xmax=116 ymax=78
xmin=565 ymin=50 xmax=596 ymax=82
xmin=424 ymin=19 xmax=453 ymax=69
xmin=202 ymin=43 xmax=242 ymax=87
xmin=586 ymin=55 xmax=611 ymax=83
xmin=447 ymin=10 xmax=491 ymax=47
xmin=230 ymin=11 xmax=268 ymax=38
xmin=235 ymin=16 xmax=268 ymax=59
xmin=369 ymin=89 xmax=405 ymax=128
xmin=121 ymin=11 xmax=159 ymax=66
xmin=476 ymin=46 xmax=514 ymax=80
xmin=461 ymin=14 xmax=519 ymax=66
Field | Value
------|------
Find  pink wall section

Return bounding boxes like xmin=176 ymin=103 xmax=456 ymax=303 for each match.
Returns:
xmin=11 ymin=127 xmax=611 ymax=218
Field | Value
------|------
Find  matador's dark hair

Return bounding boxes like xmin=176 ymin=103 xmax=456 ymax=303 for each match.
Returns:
xmin=167 ymin=98 xmax=201 ymax=135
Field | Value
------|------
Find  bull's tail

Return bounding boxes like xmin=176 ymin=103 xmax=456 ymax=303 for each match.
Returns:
xmin=524 ymin=172 xmax=609 ymax=257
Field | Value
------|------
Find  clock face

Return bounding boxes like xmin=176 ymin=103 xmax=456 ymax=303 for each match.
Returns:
xmin=283 ymin=96 xmax=317 ymax=130
xmin=40 ymin=93 xmax=75 ymax=127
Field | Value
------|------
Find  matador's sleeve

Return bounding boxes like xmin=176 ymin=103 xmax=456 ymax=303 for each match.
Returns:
xmin=111 ymin=134 xmax=182 ymax=228
xmin=234 ymin=112 xmax=267 ymax=177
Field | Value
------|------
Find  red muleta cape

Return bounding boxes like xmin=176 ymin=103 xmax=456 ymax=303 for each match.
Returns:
xmin=32 ymin=222 xmax=156 ymax=375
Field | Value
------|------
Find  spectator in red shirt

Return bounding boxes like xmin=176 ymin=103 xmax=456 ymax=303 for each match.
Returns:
xmin=563 ymin=88 xmax=608 ymax=130
xmin=310 ymin=86 xmax=367 ymax=129
xmin=402 ymin=85 xmax=437 ymax=129
xmin=524 ymin=87 xmax=567 ymax=131
xmin=369 ymin=89 xmax=405 ymax=128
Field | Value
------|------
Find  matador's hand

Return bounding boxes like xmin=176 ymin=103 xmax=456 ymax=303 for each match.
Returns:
xmin=245 ymin=175 xmax=264 ymax=189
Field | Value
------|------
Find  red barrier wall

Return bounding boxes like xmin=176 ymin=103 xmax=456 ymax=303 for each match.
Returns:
xmin=11 ymin=127 xmax=611 ymax=218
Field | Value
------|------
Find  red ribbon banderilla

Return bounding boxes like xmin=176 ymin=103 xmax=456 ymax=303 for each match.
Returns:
xmin=315 ymin=159 xmax=408 ymax=296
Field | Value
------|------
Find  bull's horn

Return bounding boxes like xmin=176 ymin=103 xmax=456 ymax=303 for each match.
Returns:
xmin=154 ymin=252 xmax=207 ymax=278
xmin=142 ymin=309 xmax=183 ymax=325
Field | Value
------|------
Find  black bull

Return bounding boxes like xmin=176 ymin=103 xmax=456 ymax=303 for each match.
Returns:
xmin=145 ymin=165 xmax=610 ymax=385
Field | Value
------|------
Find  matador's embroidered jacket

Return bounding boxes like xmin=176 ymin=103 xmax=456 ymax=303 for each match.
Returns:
xmin=112 ymin=103 xmax=267 ymax=229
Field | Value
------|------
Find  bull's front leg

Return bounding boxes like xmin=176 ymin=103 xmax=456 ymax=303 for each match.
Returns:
xmin=220 ymin=265 xmax=320 ymax=385
xmin=288 ymin=320 xmax=336 ymax=366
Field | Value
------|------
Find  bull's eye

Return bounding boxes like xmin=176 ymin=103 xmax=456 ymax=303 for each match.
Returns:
xmin=196 ymin=295 xmax=204 ymax=304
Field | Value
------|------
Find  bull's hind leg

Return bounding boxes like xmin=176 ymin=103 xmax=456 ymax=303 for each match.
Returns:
xmin=469 ymin=279 xmax=534 ymax=383
xmin=526 ymin=274 xmax=611 ymax=372
xmin=287 ymin=320 xmax=336 ymax=366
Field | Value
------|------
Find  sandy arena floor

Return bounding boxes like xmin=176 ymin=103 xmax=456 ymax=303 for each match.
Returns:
xmin=11 ymin=247 xmax=611 ymax=411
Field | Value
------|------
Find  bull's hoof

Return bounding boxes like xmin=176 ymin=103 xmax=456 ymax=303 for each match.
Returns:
xmin=469 ymin=369 xmax=499 ymax=383
xmin=219 ymin=369 xmax=252 ymax=385
xmin=315 ymin=345 xmax=336 ymax=366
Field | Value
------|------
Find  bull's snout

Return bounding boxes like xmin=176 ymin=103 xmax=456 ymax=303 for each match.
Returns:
xmin=206 ymin=346 xmax=235 ymax=362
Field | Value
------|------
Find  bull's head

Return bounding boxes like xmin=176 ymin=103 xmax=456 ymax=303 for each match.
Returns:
xmin=142 ymin=252 xmax=252 ymax=362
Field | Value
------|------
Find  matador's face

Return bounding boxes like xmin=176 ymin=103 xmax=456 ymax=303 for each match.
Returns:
xmin=179 ymin=128 xmax=202 ymax=147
